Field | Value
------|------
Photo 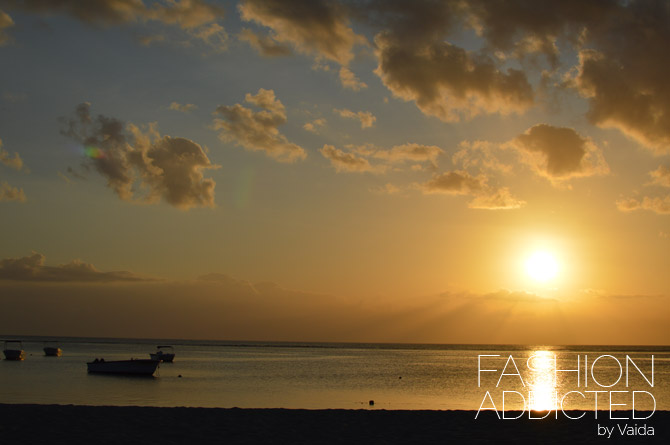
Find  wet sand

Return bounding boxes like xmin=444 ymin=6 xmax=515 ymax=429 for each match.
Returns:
xmin=0 ymin=404 xmax=666 ymax=444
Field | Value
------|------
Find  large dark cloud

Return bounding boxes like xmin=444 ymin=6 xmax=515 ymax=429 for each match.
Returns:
xmin=507 ymin=124 xmax=608 ymax=186
xmin=0 ymin=252 xmax=151 ymax=282
xmin=238 ymin=0 xmax=365 ymax=65
xmin=61 ymin=103 xmax=218 ymax=210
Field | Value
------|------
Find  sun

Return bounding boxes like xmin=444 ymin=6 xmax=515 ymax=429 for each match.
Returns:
xmin=525 ymin=251 xmax=559 ymax=282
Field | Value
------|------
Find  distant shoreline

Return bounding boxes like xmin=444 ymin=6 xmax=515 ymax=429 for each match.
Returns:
xmin=0 ymin=404 xmax=667 ymax=444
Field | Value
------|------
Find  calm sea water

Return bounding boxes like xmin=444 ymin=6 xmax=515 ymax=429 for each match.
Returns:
xmin=0 ymin=337 xmax=668 ymax=411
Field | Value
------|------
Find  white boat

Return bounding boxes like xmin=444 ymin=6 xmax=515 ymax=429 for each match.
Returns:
xmin=150 ymin=345 xmax=175 ymax=363
xmin=87 ymin=358 xmax=160 ymax=376
xmin=3 ymin=340 xmax=25 ymax=360
xmin=43 ymin=341 xmax=62 ymax=357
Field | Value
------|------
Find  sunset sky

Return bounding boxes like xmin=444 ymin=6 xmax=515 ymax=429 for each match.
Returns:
xmin=1 ymin=0 xmax=668 ymax=344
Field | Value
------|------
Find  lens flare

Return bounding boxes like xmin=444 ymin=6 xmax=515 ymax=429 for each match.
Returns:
xmin=83 ymin=146 xmax=105 ymax=159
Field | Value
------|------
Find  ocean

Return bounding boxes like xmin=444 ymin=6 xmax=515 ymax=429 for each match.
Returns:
xmin=1 ymin=337 xmax=668 ymax=411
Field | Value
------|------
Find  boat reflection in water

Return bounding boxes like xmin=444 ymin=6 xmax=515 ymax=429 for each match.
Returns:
xmin=87 ymin=358 xmax=160 ymax=376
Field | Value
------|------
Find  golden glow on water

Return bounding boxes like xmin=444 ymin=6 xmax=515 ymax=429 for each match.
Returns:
xmin=527 ymin=350 xmax=557 ymax=411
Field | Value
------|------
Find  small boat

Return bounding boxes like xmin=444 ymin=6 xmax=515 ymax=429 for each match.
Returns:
xmin=150 ymin=345 xmax=175 ymax=363
xmin=43 ymin=341 xmax=63 ymax=357
xmin=3 ymin=340 xmax=25 ymax=360
xmin=87 ymin=358 xmax=160 ymax=376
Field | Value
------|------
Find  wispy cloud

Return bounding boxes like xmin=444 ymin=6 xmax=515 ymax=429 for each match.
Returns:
xmin=0 ymin=252 xmax=153 ymax=282
xmin=214 ymin=88 xmax=307 ymax=163
xmin=333 ymin=108 xmax=376 ymax=128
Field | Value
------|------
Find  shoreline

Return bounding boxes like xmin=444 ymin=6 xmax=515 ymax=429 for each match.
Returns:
xmin=0 ymin=404 xmax=667 ymax=444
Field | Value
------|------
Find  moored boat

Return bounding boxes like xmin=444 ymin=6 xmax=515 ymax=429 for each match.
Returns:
xmin=149 ymin=345 xmax=175 ymax=362
xmin=43 ymin=341 xmax=62 ymax=357
xmin=87 ymin=358 xmax=160 ymax=376
xmin=3 ymin=340 xmax=25 ymax=361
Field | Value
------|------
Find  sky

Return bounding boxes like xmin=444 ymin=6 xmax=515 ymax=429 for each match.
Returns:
xmin=0 ymin=0 xmax=669 ymax=344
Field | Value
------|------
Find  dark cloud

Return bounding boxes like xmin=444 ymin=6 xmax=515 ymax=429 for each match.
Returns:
xmin=562 ymin=1 xmax=670 ymax=153
xmin=374 ymin=34 xmax=534 ymax=122
xmin=0 ymin=252 xmax=151 ymax=282
xmin=507 ymin=124 xmax=608 ymax=186
xmin=61 ymin=103 xmax=218 ymax=210
xmin=238 ymin=0 xmax=365 ymax=66
xmin=213 ymin=88 xmax=307 ymax=163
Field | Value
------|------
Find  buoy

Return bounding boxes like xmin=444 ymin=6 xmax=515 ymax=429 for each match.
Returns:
xmin=369 ymin=400 xmax=374 ymax=406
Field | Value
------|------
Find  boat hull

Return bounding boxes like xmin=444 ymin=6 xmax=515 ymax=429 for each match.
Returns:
xmin=44 ymin=347 xmax=62 ymax=357
xmin=87 ymin=359 xmax=160 ymax=376
xmin=2 ymin=349 xmax=26 ymax=360
xmin=3 ymin=349 xmax=25 ymax=360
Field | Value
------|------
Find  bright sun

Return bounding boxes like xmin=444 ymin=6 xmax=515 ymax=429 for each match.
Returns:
xmin=525 ymin=251 xmax=559 ymax=282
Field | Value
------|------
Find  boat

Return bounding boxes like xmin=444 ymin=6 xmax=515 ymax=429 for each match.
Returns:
xmin=3 ymin=340 xmax=25 ymax=360
xmin=43 ymin=341 xmax=63 ymax=357
xmin=87 ymin=358 xmax=160 ymax=376
xmin=150 ymin=345 xmax=175 ymax=363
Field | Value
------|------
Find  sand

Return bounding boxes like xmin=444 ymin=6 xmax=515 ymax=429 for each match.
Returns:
xmin=0 ymin=404 xmax=666 ymax=444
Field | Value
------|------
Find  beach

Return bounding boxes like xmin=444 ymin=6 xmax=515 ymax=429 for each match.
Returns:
xmin=0 ymin=405 xmax=666 ymax=444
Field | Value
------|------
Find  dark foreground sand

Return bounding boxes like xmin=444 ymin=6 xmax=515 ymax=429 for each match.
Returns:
xmin=0 ymin=405 xmax=666 ymax=444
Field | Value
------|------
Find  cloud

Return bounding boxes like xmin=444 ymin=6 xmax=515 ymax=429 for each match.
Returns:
xmin=338 ymin=67 xmax=367 ymax=91
xmin=168 ymin=102 xmax=197 ymax=113
xmin=0 ymin=181 xmax=25 ymax=202
xmin=0 ymin=8 xmax=13 ymax=45
xmin=421 ymin=170 xmax=487 ymax=195
xmin=3 ymin=0 xmax=227 ymax=49
xmin=373 ymin=33 xmax=533 ymax=122
xmin=238 ymin=0 xmax=365 ymax=66
xmin=369 ymin=183 xmax=401 ymax=195
xmin=420 ymin=170 xmax=525 ymax=210
xmin=213 ymin=88 xmax=307 ymax=163
xmin=371 ymin=143 xmax=443 ymax=167
xmin=239 ymin=28 xmax=291 ymax=56
xmin=649 ymin=165 xmax=670 ymax=188
xmin=0 ymin=252 xmax=152 ymax=282
xmin=560 ymin=3 xmax=670 ymax=154
xmin=61 ymin=103 xmax=218 ymax=210
xmin=452 ymin=140 xmax=512 ymax=174
xmin=506 ymin=124 xmax=609 ymax=186
xmin=303 ymin=118 xmax=326 ymax=134
xmin=0 ymin=137 xmax=24 ymax=171
xmin=616 ymin=195 xmax=670 ymax=215
xmin=320 ymin=144 xmax=376 ymax=173
xmin=333 ymin=108 xmax=375 ymax=128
